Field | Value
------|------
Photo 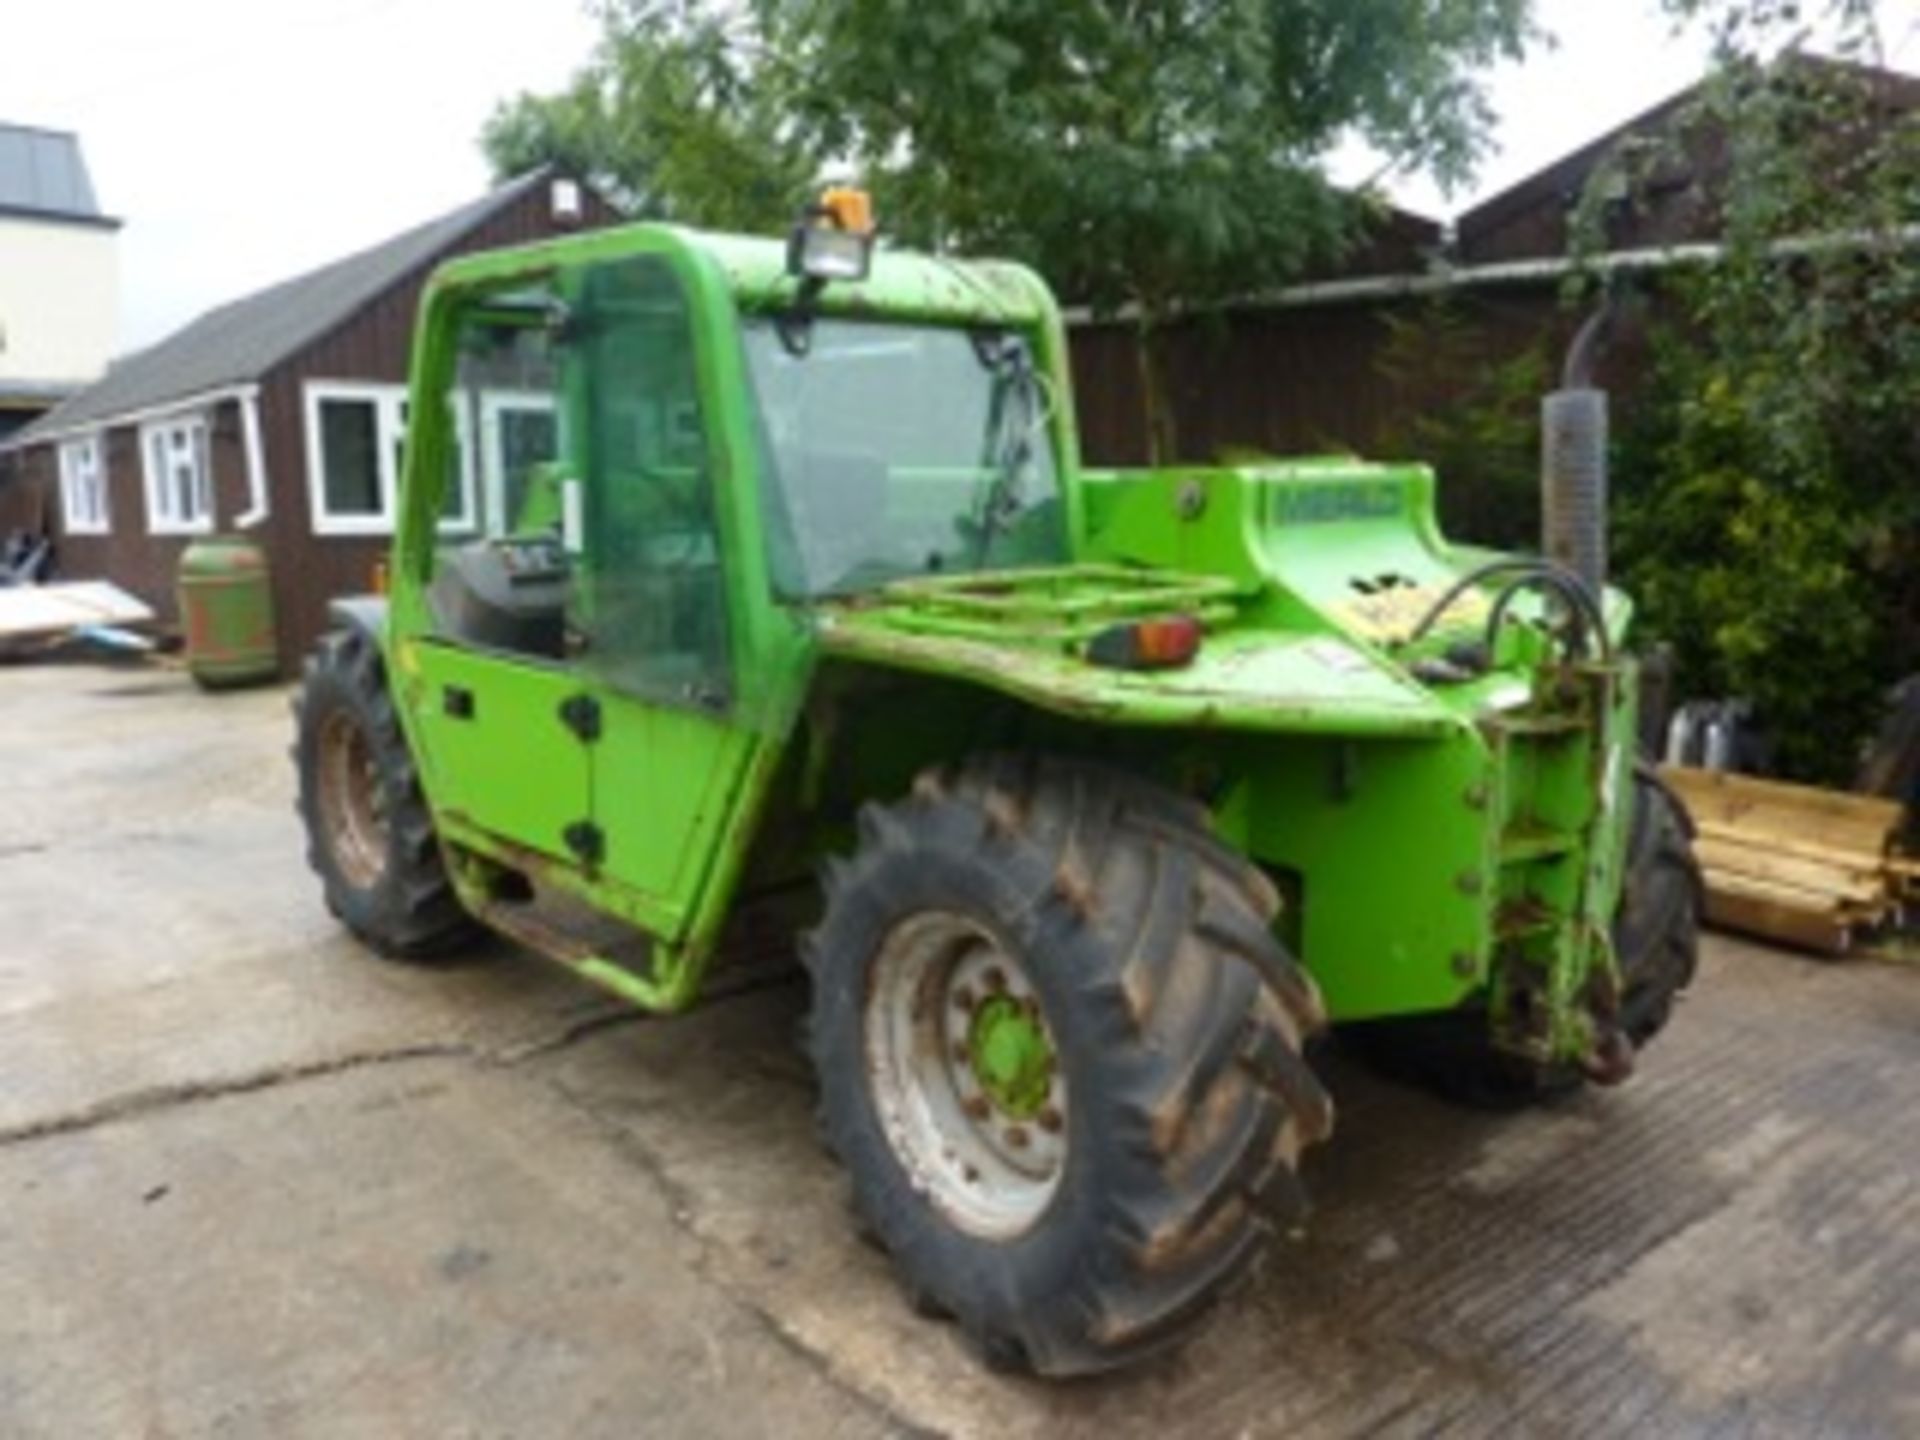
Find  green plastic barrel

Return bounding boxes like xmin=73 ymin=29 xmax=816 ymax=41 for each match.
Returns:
xmin=177 ymin=535 xmax=278 ymax=688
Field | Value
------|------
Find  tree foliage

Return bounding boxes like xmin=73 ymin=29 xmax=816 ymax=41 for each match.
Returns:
xmin=1373 ymin=299 xmax=1550 ymax=551
xmin=483 ymin=1 xmax=812 ymax=233
xmin=1589 ymin=0 xmax=1920 ymax=780
xmin=772 ymin=0 xmax=1532 ymax=314
xmin=485 ymin=1 xmax=1537 ymax=456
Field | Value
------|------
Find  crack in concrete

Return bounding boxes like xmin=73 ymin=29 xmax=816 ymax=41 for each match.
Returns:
xmin=487 ymin=964 xmax=801 ymax=1065
xmin=513 ymin=968 xmax=900 ymax=1423
xmin=0 ymin=957 xmax=922 ymax=1426
xmin=0 ymin=1042 xmax=474 ymax=1149
xmin=0 ymin=964 xmax=800 ymax=1151
xmin=742 ymin=1304 xmax=952 ymax=1440
xmin=539 ymin=1068 xmax=941 ymax=1439
xmin=487 ymin=1008 xmax=650 ymax=1065
xmin=544 ymin=1071 xmax=704 ymax=1222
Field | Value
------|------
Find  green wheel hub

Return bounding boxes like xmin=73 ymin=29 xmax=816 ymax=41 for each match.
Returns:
xmin=865 ymin=911 xmax=1069 ymax=1238
xmin=969 ymin=995 xmax=1056 ymax=1119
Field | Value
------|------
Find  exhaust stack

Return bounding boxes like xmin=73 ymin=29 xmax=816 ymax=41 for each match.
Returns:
xmin=1542 ymin=305 xmax=1613 ymax=596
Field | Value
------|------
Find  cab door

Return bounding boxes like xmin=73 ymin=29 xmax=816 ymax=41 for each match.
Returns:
xmin=407 ymin=641 xmax=593 ymax=866
xmin=567 ymin=254 xmax=760 ymax=938
xmin=402 ymin=282 xmax=593 ymax=868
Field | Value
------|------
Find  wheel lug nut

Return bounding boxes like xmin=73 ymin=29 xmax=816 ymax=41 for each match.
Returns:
xmin=951 ymin=1043 xmax=969 ymax=1064
xmin=984 ymin=967 xmax=1007 ymax=992
xmin=1038 ymin=1106 xmax=1063 ymax=1133
xmin=1004 ymin=1126 xmax=1030 ymax=1149
xmin=964 ymin=1096 xmax=991 ymax=1121
xmin=952 ymin=985 xmax=975 ymax=1012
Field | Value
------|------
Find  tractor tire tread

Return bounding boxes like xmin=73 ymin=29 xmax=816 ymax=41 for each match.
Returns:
xmin=804 ymin=754 xmax=1331 ymax=1376
xmin=293 ymin=627 xmax=479 ymax=963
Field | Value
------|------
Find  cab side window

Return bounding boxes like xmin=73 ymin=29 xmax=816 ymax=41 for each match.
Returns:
xmin=427 ymin=290 xmax=574 ymax=660
xmin=572 ymin=256 xmax=730 ymax=709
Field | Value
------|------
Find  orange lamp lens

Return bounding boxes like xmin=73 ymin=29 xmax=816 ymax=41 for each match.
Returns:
xmin=1085 ymin=614 xmax=1203 ymax=670
xmin=821 ymin=186 xmax=874 ymax=235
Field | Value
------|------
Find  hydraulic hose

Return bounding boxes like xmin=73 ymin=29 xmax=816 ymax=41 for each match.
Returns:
xmin=1401 ymin=559 xmax=1547 ymax=646
xmin=1484 ymin=571 xmax=1613 ymax=664
xmin=1399 ymin=558 xmax=1612 ymax=663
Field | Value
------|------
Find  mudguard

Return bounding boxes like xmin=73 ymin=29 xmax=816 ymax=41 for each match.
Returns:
xmin=327 ymin=595 xmax=389 ymax=648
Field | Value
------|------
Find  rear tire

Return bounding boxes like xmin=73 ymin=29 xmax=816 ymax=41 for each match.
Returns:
xmin=804 ymin=755 xmax=1332 ymax=1376
xmin=293 ymin=628 xmax=479 ymax=961
xmin=1611 ymin=764 xmax=1702 ymax=1046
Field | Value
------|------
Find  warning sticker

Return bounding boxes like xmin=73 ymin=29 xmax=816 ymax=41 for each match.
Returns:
xmin=1334 ymin=583 xmax=1490 ymax=644
xmin=1298 ymin=638 xmax=1377 ymax=675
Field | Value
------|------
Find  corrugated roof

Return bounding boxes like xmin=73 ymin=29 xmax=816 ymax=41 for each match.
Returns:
xmin=0 ymin=124 xmax=105 ymax=221
xmin=10 ymin=168 xmax=555 ymax=445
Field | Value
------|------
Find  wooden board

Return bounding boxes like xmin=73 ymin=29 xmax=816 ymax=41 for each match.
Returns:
xmin=1693 ymin=837 xmax=1884 ymax=905
xmin=1700 ymin=867 xmax=1850 ymax=914
xmin=1662 ymin=765 xmax=1904 ymax=831
xmin=1663 ymin=765 xmax=1900 ymax=859
xmin=0 ymin=582 xmax=154 ymax=643
xmin=1721 ymin=813 xmax=1884 ymax=861
xmin=1666 ymin=765 xmax=1917 ymax=958
xmin=1666 ymin=771 xmax=1904 ymax=898
xmin=1692 ymin=818 xmax=1888 ymax=874
xmin=1704 ymin=889 xmax=1854 ymax=956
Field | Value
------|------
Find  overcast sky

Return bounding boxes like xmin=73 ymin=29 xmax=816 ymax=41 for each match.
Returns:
xmin=5 ymin=0 xmax=1918 ymax=355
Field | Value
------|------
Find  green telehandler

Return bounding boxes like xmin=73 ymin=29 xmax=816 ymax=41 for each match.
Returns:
xmin=294 ymin=191 xmax=1700 ymax=1376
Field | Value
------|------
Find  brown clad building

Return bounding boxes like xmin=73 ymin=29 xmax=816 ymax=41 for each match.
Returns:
xmin=1066 ymin=55 xmax=1920 ymax=476
xmin=0 ymin=168 xmax=619 ymax=671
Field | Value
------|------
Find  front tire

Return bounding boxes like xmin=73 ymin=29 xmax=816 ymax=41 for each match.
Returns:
xmin=805 ymin=756 xmax=1332 ymax=1377
xmin=293 ymin=629 xmax=478 ymax=960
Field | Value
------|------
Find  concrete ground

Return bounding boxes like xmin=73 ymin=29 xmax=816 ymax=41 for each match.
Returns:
xmin=2 ymin=659 xmax=1916 ymax=1439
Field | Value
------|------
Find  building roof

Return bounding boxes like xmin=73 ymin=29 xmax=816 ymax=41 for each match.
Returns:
xmin=0 ymin=124 xmax=114 ymax=227
xmin=1455 ymin=54 xmax=1920 ymax=260
xmin=9 ymin=167 xmax=558 ymax=447
xmin=0 ymin=379 xmax=84 ymax=409
xmin=1453 ymin=90 xmax=1696 ymax=251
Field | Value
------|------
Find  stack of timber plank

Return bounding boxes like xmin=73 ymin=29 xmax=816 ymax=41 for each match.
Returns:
xmin=1660 ymin=766 xmax=1915 ymax=956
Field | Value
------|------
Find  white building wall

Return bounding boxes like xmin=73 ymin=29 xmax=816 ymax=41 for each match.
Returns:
xmin=0 ymin=216 xmax=118 ymax=387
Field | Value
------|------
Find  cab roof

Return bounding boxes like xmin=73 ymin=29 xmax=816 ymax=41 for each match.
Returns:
xmin=427 ymin=219 xmax=1058 ymax=330
xmin=687 ymin=229 xmax=1052 ymax=327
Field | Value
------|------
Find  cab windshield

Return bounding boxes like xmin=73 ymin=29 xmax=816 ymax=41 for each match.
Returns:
xmin=742 ymin=318 xmax=1067 ymax=598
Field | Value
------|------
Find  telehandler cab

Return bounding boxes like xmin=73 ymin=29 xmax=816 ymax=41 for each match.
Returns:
xmin=295 ymin=191 xmax=1700 ymax=1376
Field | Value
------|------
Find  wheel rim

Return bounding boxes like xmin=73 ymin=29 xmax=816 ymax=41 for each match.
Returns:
xmin=865 ymin=912 xmax=1067 ymax=1240
xmin=315 ymin=709 xmax=389 ymax=890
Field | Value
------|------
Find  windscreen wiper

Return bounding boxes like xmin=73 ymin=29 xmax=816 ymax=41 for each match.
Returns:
xmin=969 ymin=339 xmax=1040 ymax=568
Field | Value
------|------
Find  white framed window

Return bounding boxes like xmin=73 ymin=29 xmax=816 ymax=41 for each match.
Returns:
xmin=305 ymin=381 xmax=474 ymax=537
xmin=140 ymin=414 xmax=214 ymax=535
xmin=57 ymin=433 xmax=109 ymax=534
xmin=402 ymin=395 xmax=479 ymax=534
xmin=477 ymin=390 xmax=561 ymax=536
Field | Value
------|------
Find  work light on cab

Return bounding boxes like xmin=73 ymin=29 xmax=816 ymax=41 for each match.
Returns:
xmin=788 ymin=186 xmax=876 ymax=284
